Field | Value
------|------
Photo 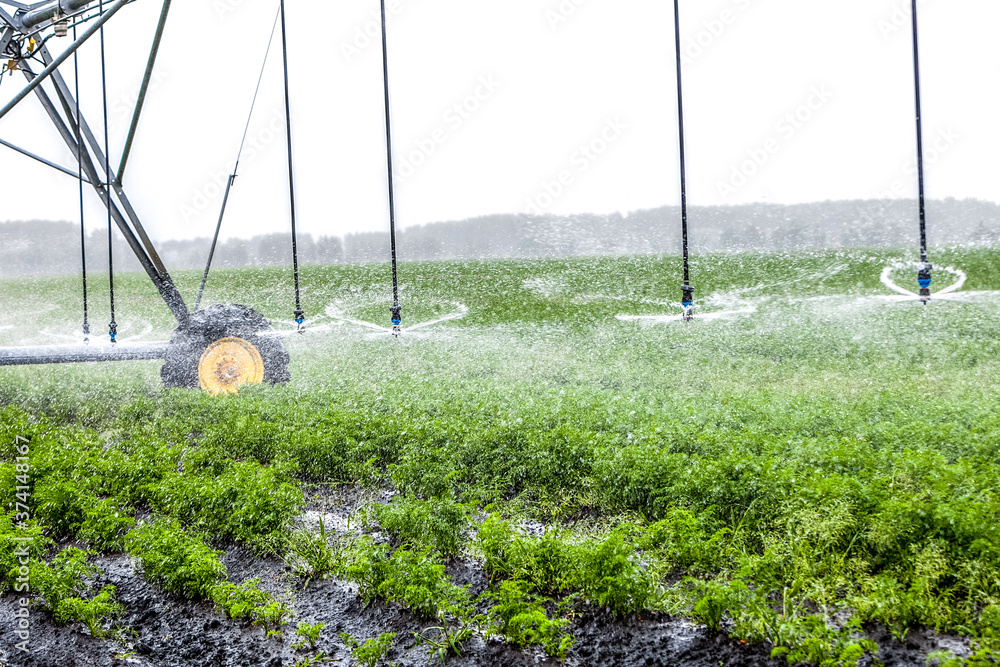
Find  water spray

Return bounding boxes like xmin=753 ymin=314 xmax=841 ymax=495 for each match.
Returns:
xmin=880 ymin=263 xmax=967 ymax=303
xmin=324 ymin=302 xmax=466 ymax=337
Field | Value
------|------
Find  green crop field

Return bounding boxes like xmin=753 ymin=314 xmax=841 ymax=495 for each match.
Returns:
xmin=2 ymin=245 xmax=1000 ymax=665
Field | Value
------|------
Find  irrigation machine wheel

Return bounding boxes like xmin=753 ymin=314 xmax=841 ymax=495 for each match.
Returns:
xmin=161 ymin=304 xmax=290 ymax=394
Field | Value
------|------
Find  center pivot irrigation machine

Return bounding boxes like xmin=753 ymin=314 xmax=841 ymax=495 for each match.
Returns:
xmin=0 ymin=0 xmax=304 ymax=394
xmin=0 ymin=0 xmax=970 ymax=392
xmin=0 ymin=0 xmax=412 ymax=394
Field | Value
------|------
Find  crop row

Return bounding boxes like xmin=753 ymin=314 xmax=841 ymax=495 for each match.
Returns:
xmin=2 ymin=380 xmax=1000 ymax=666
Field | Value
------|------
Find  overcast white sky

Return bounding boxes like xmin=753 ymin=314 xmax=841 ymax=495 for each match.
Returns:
xmin=0 ymin=0 xmax=997 ymax=243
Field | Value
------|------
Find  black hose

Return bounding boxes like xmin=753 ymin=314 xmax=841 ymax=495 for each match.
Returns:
xmin=672 ymin=0 xmax=693 ymax=315
xmin=72 ymin=23 xmax=89 ymax=342
xmin=380 ymin=0 xmax=401 ymax=330
xmin=910 ymin=0 xmax=927 ymax=265
xmin=98 ymin=0 xmax=116 ymax=343
xmin=279 ymin=0 xmax=304 ymax=331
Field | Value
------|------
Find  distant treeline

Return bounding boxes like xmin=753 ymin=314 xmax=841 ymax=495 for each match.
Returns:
xmin=1 ymin=198 xmax=997 ymax=277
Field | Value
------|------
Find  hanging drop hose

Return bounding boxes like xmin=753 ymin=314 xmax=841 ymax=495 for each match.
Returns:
xmin=72 ymin=24 xmax=89 ymax=344
xmin=910 ymin=0 xmax=932 ymax=303
xmin=99 ymin=0 xmax=116 ymax=343
xmin=672 ymin=0 xmax=694 ymax=320
xmin=279 ymin=0 xmax=304 ymax=333
xmin=196 ymin=6 xmax=281 ymax=313
xmin=379 ymin=0 xmax=402 ymax=335
xmin=195 ymin=173 xmax=236 ymax=313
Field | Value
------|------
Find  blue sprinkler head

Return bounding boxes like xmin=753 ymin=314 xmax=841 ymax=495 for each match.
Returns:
xmin=295 ymin=309 xmax=305 ymax=334
xmin=390 ymin=304 xmax=402 ymax=327
xmin=681 ymin=284 xmax=695 ymax=320
xmin=681 ymin=284 xmax=694 ymax=306
xmin=108 ymin=321 xmax=117 ymax=344
xmin=917 ymin=263 xmax=933 ymax=301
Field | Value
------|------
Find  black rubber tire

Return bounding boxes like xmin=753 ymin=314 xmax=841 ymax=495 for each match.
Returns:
xmin=161 ymin=304 xmax=291 ymax=389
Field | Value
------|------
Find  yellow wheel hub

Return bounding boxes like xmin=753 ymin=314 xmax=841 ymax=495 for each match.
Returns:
xmin=198 ymin=337 xmax=265 ymax=395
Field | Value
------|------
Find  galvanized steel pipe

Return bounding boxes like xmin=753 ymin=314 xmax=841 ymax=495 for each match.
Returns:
xmin=14 ymin=0 xmax=93 ymax=33
xmin=0 ymin=342 xmax=170 ymax=366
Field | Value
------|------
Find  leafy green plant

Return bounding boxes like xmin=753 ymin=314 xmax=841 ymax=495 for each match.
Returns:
xmin=292 ymin=653 xmax=335 ymax=667
xmin=285 ymin=516 xmax=342 ymax=588
xmin=370 ymin=495 xmax=470 ymax=558
xmin=484 ymin=579 xmax=573 ymax=660
xmin=210 ymin=578 xmax=272 ymax=621
xmin=476 ymin=519 xmax=655 ymax=616
xmin=30 ymin=547 xmax=101 ymax=610
xmin=152 ymin=461 xmax=303 ymax=553
xmin=199 ymin=414 xmax=281 ymax=464
xmin=638 ymin=508 xmax=731 ymax=573
xmin=477 ymin=515 xmax=533 ymax=584
xmin=349 ymin=457 xmax=384 ymax=489
xmin=962 ymin=648 xmax=1000 ymax=667
xmin=414 ymin=600 xmax=479 ymax=665
xmin=77 ymin=499 xmax=135 ymax=552
xmin=577 ymin=531 xmax=656 ymax=615
xmin=415 ymin=618 xmax=475 ymax=665
xmin=52 ymin=586 xmax=123 ymax=638
xmin=390 ymin=448 xmax=458 ymax=500
xmin=292 ymin=621 xmax=326 ymax=651
xmin=688 ymin=578 xmax=741 ymax=634
xmin=770 ymin=616 xmax=878 ymax=667
xmin=0 ymin=513 xmax=54 ymax=593
xmin=126 ymin=520 xmax=226 ymax=599
xmin=255 ymin=598 xmax=294 ymax=639
xmin=29 ymin=547 xmax=123 ymax=638
xmin=346 ymin=538 xmax=472 ymax=621
xmin=33 ymin=479 xmax=92 ymax=538
xmin=340 ymin=631 xmax=396 ymax=667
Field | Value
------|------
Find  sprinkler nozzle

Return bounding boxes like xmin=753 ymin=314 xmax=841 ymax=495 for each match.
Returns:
xmin=82 ymin=322 xmax=90 ymax=345
xmin=917 ymin=263 xmax=932 ymax=302
xmin=294 ymin=308 xmax=305 ymax=334
xmin=390 ymin=304 xmax=402 ymax=336
xmin=108 ymin=321 xmax=117 ymax=345
xmin=681 ymin=284 xmax=695 ymax=321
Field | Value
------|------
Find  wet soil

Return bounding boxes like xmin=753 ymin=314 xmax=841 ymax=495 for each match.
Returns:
xmin=0 ymin=485 xmax=973 ymax=666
